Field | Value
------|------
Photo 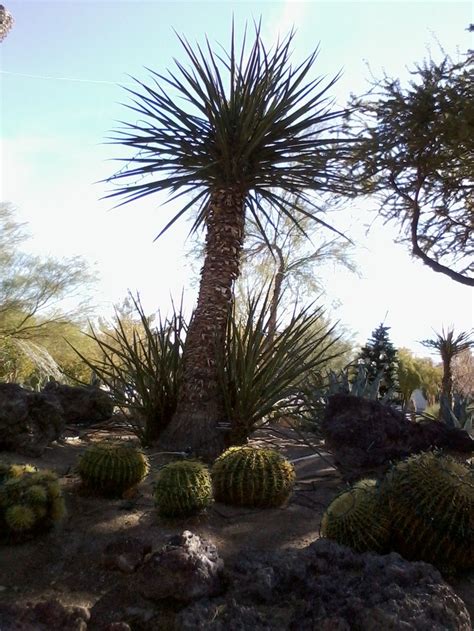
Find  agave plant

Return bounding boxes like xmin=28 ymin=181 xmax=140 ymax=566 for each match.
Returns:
xmin=105 ymin=22 xmax=353 ymax=458
xmin=421 ymin=392 xmax=473 ymax=432
xmin=72 ymin=294 xmax=187 ymax=446
xmin=216 ymin=288 xmax=343 ymax=444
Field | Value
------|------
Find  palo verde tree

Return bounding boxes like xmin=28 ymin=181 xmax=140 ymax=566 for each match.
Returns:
xmin=236 ymin=196 xmax=357 ymax=342
xmin=105 ymin=24 xmax=353 ymax=459
xmin=345 ymin=52 xmax=473 ymax=286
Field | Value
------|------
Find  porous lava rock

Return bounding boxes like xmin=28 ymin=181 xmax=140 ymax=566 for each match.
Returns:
xmin=91 ymin=534 xmax=471 ymax=630
xmin=322 ymin=393 xmax=473 ymax=480
xmin=136 ymin=530 xmax=224 ymax=602
xmin=0 ymin=383 xmax=65 ymax=456
xmin=42 ymin=381 xmax=113 ymax=425
xmin=0 ymin=598 xmax=89 ymax=630
xmin=177 ymin=539 xmax=471 ymax=630
xmin=101 ymin=536 xmax=153 ymax=573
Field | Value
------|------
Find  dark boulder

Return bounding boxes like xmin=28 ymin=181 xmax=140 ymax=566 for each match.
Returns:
xmin=322 ymin=394 xmax=473 ymax=481
xmin=91 ymin=533 xmax=471 ymax=631
xmin=177 ymin=539 xmax=471 ymax=630
xmin=101 ymin=536 xmax=153 ymax=574
xmin=0 ymin=598 xmax=89 ymax=631
xmin=136 ymin=530 xmax=224 ymax=603
xmin=42 ymin=381 xmax=113 ymax=425
xmin=0 ymin=383 xmax=64 ymax=456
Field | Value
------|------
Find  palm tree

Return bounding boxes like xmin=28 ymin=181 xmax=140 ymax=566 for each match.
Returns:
xmin=105 ymin=24 xmax=352 ymax=458
xmin=421 ymin=327 xmax=473 ymax=412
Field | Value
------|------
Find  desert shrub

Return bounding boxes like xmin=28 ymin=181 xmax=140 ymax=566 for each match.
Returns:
xmin=77 ymin=441 xmax=149 ymax=497
xmin=320 ymin=479 xmax=390 ymax=553
xmin=154 ymin=460 xmax=212 ymax=518
xmin=212 ymin=446 xmax=295 ymax=508
xmin=72 ymin=294 xmax=187 ymax=446
xmin=0 ymin=468 xmax=65 ymax=542
xmin=217 ymin=290 xmax=343 ymax=444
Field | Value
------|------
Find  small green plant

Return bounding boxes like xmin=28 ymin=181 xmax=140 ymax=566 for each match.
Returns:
xmin=217 ymin=289 xmax=342 ymax=444
xmin=320 ymin=479 xmax=391 ymax=553
xmin=154 ymin=460 xmax=212 ymax=518
xmin=71 ymin=293 xmax=187 ymax=446
xmin=0 ymin=462 xmax=37 ymax=485
xmin=380 ymin=451 xmax=474 ymax=573
xmin=0 ymin=469 xmax=65 ymax=542
xmin=212 ymin=446 xmax=296 ymax=508
xmin=77 ymin=441 xmax=149 ymax=497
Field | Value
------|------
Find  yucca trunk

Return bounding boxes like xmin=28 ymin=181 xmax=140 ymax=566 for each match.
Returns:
xmin=160 ymin=188 xmax=246 ymax=459
xmin=441 ymin=351 xmax=453 ymax=411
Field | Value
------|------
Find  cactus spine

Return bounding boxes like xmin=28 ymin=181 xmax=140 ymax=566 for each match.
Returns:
xmin=154 ymin=460 xmax=212 ymax=518
xmin=0 ymin=462 xmax=37 ymax=485
xmin=211 ymin=446 xmax=295 ymax=508
xmin=0 ymin=469 xmax=65 ymax=541
xmin=77 ymin=441 xmax=149 ymax=497
xmin=380 ymin=451 xmax=473 ymax=572
xmin=320 ymin=479 xmax=390 ymax=553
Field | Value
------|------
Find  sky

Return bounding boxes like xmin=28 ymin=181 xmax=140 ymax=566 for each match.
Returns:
xmin=1 ymin=0 xmax=473 ymax=357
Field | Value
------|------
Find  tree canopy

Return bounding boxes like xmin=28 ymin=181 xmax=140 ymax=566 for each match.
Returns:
xmin=0 ymin=203 xmax=96 ymax=340
xmin=0 ymin=203 xmax=98 ymax=385
xmin=346 ymin=53 xmax=473 ymax=286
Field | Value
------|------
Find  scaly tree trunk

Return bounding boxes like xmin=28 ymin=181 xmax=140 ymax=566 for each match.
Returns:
xmin=159 ymin=188 xmax=246 ymax=460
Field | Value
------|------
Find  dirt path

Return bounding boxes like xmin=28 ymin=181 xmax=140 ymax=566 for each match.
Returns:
xmin=0 ymin=425 xmax=472 ymax=622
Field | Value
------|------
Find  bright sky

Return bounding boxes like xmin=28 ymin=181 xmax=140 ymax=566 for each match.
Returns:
xmin=1 ymin=1 xmax=473 ymax=356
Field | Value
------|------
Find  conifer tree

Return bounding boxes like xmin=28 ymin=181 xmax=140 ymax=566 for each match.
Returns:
xmin=358 ymin=324 xmax=399 ymax=399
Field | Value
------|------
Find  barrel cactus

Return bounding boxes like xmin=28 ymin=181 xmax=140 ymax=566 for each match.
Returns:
xmin=154 ymin=460 xmax=212 ymax=518
xmin=320 ymin=478 xmax=391 ymax=553
xmin=0 ymin=462 xmax=37 ymax=485
xmin=0 ymin=469 xmax=65 ymax=542
xmin=212 ymin=446 xmax=295 ymax=508
xmin=380 ymin=451 xmax=474 ymax=572
xmin=77 ymin=441 xmax=149 ymax=497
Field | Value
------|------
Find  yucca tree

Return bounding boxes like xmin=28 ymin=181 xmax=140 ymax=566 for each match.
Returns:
xmin=421 ymin=327 xmax=473 ymax=413
xmin=105 ymin=24 xmax=353 ymax=458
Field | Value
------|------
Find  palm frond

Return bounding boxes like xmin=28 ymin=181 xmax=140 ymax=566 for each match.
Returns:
xmin=104 ymin=23 xmax=352 ymax=239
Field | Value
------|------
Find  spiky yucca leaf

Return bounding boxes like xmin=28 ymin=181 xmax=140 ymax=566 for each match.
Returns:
xmin=216 ymin=287 xmax=342 ymax=442
xmin=105 ymin=23 xmax=351 ymax=243
xmin=71 ymin=293 xmax=187 ymax=445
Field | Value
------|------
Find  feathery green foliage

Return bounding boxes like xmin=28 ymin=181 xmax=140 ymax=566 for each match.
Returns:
xmin=212 ymin=446 xmax=295 ymax=508
xmin=77 ymin=441 xmax=149 ymax=497
xmin=0 ymin=469 xmax=65 ymax=542
xmin=320 ymin=479 xmax=391 ymax=553
xmin=154 ymin=460 xmax=212 ymax=518
xmin=380 ymin=451 xmax=474 ymax=573
xmin=345 ymin=54 xmax=474 ymax=286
